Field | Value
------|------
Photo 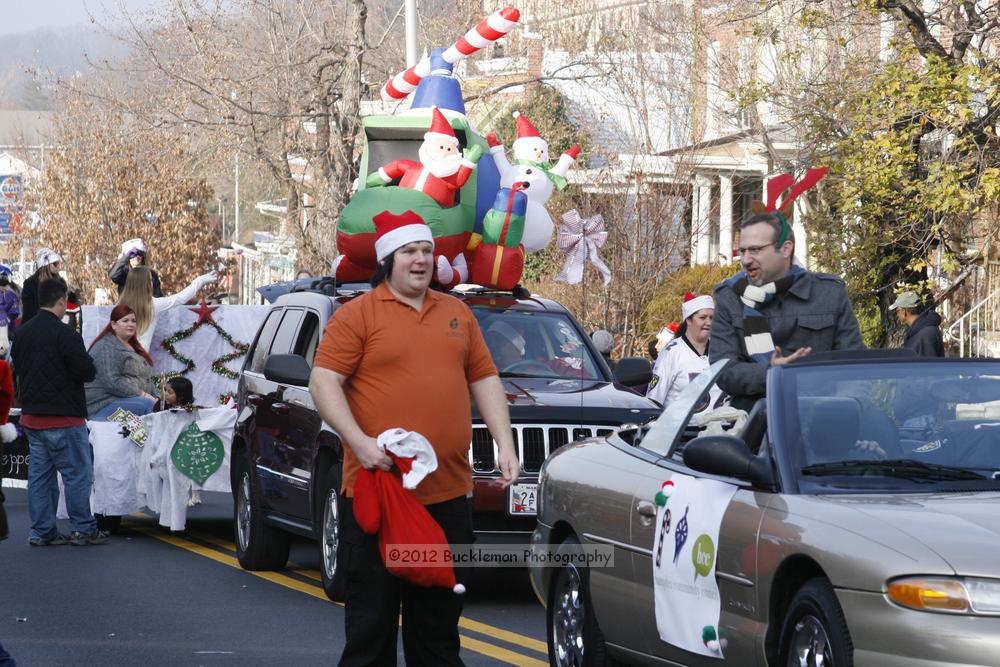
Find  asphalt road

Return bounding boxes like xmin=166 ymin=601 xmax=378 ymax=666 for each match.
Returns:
xmin=0 ymin=488 xmax=548 ymax=666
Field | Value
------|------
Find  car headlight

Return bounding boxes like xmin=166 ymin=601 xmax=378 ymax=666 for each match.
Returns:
xmin=887 ymin=576 xmax=1000 ymax=615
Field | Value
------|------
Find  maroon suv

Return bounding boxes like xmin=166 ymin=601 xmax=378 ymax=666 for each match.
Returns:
xmin=232 ymin=279 xmax=659 ymax=600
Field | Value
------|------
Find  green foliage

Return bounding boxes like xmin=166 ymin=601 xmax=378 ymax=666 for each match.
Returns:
xmin=641 ymin=263 xmax=743 ymax=341
xmin=799 ymin=46 xmax=1000 ymax=346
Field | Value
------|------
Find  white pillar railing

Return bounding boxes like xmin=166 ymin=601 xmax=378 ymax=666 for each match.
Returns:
xmin=946 ymin=287 xmax=1000 ymax=357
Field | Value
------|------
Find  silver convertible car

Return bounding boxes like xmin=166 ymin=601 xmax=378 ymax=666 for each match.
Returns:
xmin=530 ymin=353 xmax=1000 ymax=666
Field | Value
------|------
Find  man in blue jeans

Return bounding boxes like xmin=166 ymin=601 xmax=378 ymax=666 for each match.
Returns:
xmin=11 ymin=278 xmax=106 ymax=546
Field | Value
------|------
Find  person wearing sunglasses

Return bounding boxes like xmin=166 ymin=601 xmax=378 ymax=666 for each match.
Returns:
xmin=108 ymin=238 xmax=163 ymax=298
xmin=21 ymin=248 xmax=65 ymax=324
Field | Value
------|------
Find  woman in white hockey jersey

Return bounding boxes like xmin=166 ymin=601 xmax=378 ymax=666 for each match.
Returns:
xmin=647 ymin=293 xmax=716 ymax=407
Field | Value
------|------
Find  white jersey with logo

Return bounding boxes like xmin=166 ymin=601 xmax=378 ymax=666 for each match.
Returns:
xmin=646 ymin=336 xmax=711 ymax=407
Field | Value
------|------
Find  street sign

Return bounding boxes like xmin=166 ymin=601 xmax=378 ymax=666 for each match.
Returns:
xmin=0 ymin=175 xmax=22 ymax=202
xmin=0 ymin=213 xmax=11 ymax=235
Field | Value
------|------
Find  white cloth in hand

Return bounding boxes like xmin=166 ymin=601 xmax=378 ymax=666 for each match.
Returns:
xmin=377 ymin=428 xmax=438 ymax=490
xmin=0 ymin=422 xmax=17 ymax=443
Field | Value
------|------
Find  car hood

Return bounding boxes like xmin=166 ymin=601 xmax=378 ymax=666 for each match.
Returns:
xmin=469 ymin=379 xmax=660 ymax=426
xmin=823 ymin=493 xmax=1000 ymax=577
xmin=500 ymin=378 xmax=657 ymax=409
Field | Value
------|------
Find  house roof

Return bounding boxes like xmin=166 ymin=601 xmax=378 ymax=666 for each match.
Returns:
xmin=0 ymin=110 xmax=52 ymax=146
xmin=541 ymin=50 xmax=690 ymax=164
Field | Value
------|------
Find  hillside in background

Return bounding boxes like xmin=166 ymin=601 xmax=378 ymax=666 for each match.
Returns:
xmin=0 ymin=25 xmax=130 ymax=111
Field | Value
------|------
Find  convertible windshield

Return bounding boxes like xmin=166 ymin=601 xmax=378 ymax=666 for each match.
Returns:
xmin=472 ymin=309 xmax=602 ymax=381
xmin=778 ymin=361 xmax=1000 ymax=493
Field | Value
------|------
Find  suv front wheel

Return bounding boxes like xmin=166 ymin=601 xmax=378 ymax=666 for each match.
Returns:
xmin=317 ymin=464 xmax=345 ymax=601
xmin=234 ymin=456 xmax=291 ymax=570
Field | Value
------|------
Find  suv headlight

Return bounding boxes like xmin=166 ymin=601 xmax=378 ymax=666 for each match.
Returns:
xmin=887 ymin=576 xmax=1000 ymax=614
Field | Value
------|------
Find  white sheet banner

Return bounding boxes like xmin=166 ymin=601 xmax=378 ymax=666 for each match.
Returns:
xmin=653 ymin=473 xmax=738 ymax=659
xmin=82 ymin=304 xmax=269 ymax=406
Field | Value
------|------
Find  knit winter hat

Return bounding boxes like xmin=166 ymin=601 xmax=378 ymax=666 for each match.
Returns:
xmin=487 ymin=320 xmax=525 ymax=355
xmin=35 ymin=248 xmax=61 ymax=269
xmin=591 ymin=329 xmax=614 ymax=354
xmin=373 ymin=210 xmax=435 ymax=262
xmin=681 ymin=293 xmax=714 ymax=320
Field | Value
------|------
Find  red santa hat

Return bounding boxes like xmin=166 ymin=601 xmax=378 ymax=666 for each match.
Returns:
xmin=373 ymin=210 xmax=435 ymax=262
xmin=424 ymin=106 xmax=459 ymax=146
xmin=511 ymin=111 xmax=548 ymax=162
xmin=681 ymin=292 xmax=715 ymax=320
xmin=353 ymin=429 xmax=465 ymax=594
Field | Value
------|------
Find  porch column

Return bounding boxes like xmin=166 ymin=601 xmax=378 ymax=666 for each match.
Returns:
xmin=718 ymin=174 xmax=733 ymax=264
xmin=793 ymin=197 xmax=809 ymax=268
xmin=692 ymin=174 xmax=712 ymax=266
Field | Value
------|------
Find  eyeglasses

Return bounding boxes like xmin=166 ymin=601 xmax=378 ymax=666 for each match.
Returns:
xmin=736 ymin=244 xmax=775 ymax=258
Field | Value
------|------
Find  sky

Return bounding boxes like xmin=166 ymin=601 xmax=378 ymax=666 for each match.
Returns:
xmin=3 ymin=0 xmax=165 ymax=34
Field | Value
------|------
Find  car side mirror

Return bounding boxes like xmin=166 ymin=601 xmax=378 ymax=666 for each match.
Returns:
xmin=614 ymin=357 xmax=652 ymax=386
xmin=683 ymin=434 xmax=775 ymax=488
xmin=263 ymin=353 xmax=311 ymax=386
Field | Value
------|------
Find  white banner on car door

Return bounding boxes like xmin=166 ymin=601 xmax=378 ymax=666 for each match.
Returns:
xmin=652 ymin=472 xmax=738 ymax=659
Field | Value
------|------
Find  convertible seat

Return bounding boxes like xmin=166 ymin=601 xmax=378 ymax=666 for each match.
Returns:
xmin=799 ymin=397 xmax=861 ymax=464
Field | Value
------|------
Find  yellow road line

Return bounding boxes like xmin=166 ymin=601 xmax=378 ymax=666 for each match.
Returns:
xmin=458 ymin=636 xmax=547 ymax=666
xmin=131 ymin=525 xmax=546 ymax=665
xmin=180 ymin=526 xmax=547 ymax=655
xmin=133 ymin=526 xmax=332 ymax=602
xmin=459 ymin=618 xmax=548 ymax=655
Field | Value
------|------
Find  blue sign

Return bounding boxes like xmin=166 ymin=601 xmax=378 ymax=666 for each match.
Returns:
xmin=0 ymin=213 xmax=10 ymax=235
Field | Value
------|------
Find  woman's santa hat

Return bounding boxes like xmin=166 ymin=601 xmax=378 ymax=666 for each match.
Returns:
xmin=374 ymin=210 xmax=435 ymax=262
xmin=424 ymin=106 xmax=459 ymax=146
xmin=511 ymin=112 xmax=548 ymax=162
xmin=681 ymin=292 xmax=715 ymax=320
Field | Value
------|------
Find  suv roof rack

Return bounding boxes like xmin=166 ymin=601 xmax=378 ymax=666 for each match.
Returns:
xmin=257 ymin=276 xmax=372 ymax=303
xmin=451 ymin=283 xmax=532 ymax=299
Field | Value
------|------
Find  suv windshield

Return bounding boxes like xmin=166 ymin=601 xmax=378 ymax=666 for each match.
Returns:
xmin=472 ymin=308 xmax=602 ymax=380
xmin=776 ymin=361 xmax=1000 ymax=493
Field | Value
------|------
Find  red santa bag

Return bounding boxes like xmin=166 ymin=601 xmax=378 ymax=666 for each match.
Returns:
xmin=353 ymin=456 xmax=465 ymax=593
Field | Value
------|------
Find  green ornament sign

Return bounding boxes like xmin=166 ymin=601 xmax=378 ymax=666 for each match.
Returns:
xmin=170 ymin=422 xmax=225 ymax=486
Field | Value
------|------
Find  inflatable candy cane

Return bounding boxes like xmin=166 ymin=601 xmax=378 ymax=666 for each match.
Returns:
xmin=380 ymin=7 xmax=521 ymax=101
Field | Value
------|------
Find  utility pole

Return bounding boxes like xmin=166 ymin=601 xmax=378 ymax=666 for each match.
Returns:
xmin=234 ymin=150 xmax=240 ymax=245
xmin=404 ymin=0 xmax=418 ymax=67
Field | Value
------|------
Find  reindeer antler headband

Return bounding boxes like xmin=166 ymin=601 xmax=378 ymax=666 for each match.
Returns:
xmin=749 ymin=167 xmax=829 ymax=247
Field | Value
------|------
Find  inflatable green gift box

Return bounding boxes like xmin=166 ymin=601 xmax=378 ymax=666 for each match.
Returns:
xmin=481 ymin=186 xmax=527 ymax=248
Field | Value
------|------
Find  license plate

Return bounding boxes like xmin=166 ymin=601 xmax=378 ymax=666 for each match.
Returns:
xmin=508 ymin=483 xmax=538 ymax=516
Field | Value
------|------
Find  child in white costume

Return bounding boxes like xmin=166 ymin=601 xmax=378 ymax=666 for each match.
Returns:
xmin=647 ymin=294 xmax=723 ymax=409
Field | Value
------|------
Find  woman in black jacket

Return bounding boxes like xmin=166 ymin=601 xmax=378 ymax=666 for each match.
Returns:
xmin=21 ymin=248 xmax=64 ymax=323
xmin=108 ymin=239 xmax=162 ymax=298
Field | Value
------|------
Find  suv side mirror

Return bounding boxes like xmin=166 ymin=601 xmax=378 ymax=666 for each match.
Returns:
xmin=614 ymin=357 xmax=652 ymax=386
xmin=263 ymin=353 xmax=312 ymax=387
xmin=683 ymin=435 xmax=775 ymax=488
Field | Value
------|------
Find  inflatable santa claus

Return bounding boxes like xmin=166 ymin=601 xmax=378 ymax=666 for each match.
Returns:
xmin=366 ymin=106 xmax=484 ymax=209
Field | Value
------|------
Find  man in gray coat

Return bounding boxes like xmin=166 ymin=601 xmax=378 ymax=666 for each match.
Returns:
xmin=710 ymin=212 xmax=865 ymax=408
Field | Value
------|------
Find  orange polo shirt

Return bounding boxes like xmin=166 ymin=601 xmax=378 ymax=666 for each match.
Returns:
xmin=313 ymin=283 xmax=497 ymax=505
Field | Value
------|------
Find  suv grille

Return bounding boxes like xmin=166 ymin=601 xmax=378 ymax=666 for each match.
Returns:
xmin=470 ymin=425 xmax=614 ymax=473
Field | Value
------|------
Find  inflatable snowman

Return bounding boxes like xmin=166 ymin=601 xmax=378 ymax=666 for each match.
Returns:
xmin=488 ymin=112 xmax=580 ymax=252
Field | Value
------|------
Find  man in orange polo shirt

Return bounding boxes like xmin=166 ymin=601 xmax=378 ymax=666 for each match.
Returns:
xmin=309 ymin=209 xmax=518 ymax=666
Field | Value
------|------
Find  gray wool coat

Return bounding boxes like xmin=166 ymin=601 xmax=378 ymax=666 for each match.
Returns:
xmin=709 ymin=271 xmax=865 ymax=403
xmin=85 ymin=335 xmax=155 ymax=415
